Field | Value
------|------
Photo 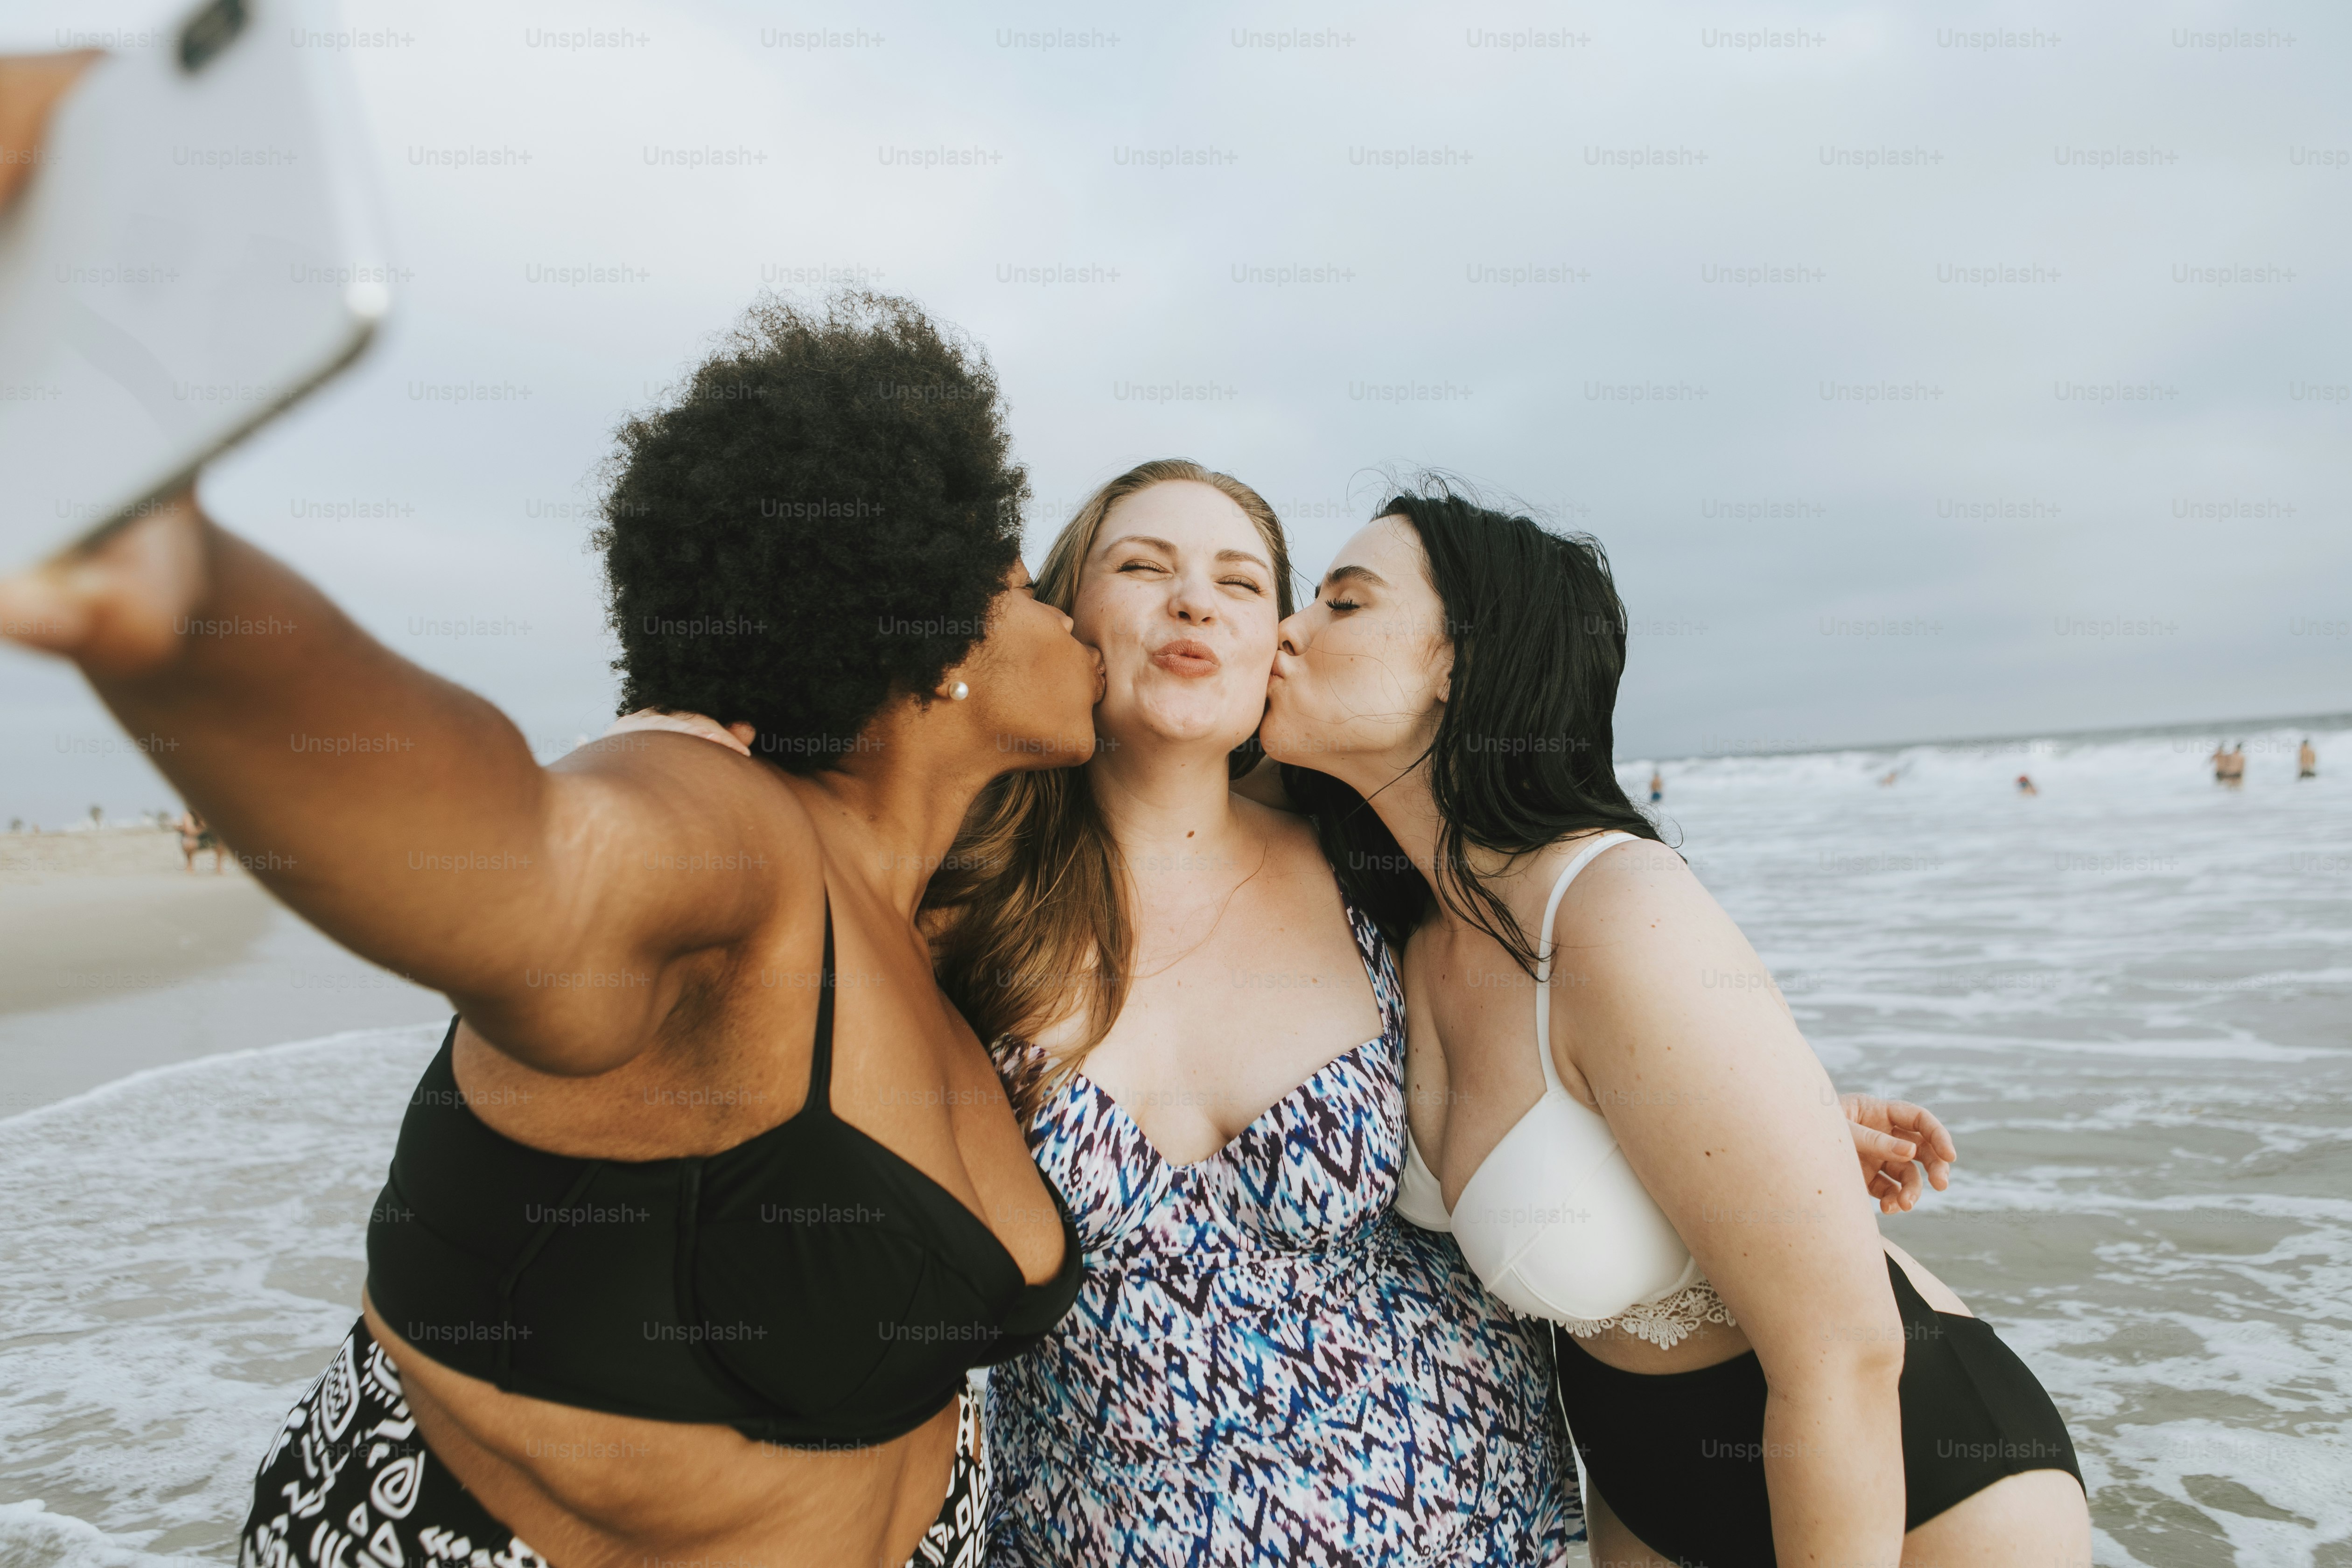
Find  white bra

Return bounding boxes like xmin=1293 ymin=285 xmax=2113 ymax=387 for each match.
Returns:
xmin=1395 ymin=831 xmax=1733 ymax=1348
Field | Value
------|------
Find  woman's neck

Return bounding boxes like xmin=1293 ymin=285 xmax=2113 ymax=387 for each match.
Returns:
xmin=800 ymin=705 xmax=1001 ymax=919
xmin=1086 ymin=726 xmax=1252 ymax=889
xmin=1342 ymin=752 xmax=1483 ymax=935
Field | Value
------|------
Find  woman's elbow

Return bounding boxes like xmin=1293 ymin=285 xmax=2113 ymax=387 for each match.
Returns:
xmin=1762 ymin=1310 xmax=1908 ymax=1401
xmin=1842 ymin=1327 xmax=1908 ymax=1393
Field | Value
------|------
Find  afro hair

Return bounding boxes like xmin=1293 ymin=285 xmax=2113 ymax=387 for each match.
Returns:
xmin=594 ymin=291 xmax=1029 ymax=772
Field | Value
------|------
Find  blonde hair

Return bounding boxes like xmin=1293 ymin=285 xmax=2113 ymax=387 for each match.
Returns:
xmin=925 ymin=459 xmax=1293 ymax=1119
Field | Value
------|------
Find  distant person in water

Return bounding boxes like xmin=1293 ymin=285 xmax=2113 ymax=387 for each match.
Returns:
xmin=2015 ymin=774 xmax=2037 ymax=796
xmin=1879 ymin=769 xmax=1900 ymax=787
xmin=2298 ymin=739 xmax=2317 ymax=780
xmin=175 ymin=809 xmax=222 ymax=875
xmin=2221 ymin=744 xmax=2247 ymax=788
xmin=1649 ymin=768 xmax=1664 ymax=803
xmin=2211 ymin=741 xmax=2228 ymax=783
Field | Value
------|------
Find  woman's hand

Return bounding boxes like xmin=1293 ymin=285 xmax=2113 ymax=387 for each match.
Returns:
xmin=0 ymin=494 xmax=209 ymax=674
xmin=604 ymin=708 xmax=754 ymax=756
xmin=0 ymin=51 xmax=97 ymax=208
xmin=0 ymin=52 xmax=209 ymax=670
xmin=1842 ymin=1093 xmax=1959 ymax=1214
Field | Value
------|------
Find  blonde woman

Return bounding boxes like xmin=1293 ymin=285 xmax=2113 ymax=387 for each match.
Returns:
xmin=928 ymin=461 xmax=1575 ymax=1564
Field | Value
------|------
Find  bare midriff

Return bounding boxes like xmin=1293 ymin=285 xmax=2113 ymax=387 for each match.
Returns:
xmin=364 ymin=1298 xmax=961 ymax=1568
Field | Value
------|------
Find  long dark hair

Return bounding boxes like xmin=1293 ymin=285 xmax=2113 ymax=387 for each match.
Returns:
xmin=1285 ymin=478 xmax=1665 ymax=973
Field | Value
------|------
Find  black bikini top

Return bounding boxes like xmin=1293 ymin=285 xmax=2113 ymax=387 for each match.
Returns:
xmin=365 ymin=901 xmax=1083 ymax=1448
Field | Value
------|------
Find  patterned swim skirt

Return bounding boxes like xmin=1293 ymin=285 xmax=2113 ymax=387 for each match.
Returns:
xmin=240 ymin=1316 xmax=991 ymax=1568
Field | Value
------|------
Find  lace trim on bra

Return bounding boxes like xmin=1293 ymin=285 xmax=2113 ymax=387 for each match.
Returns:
xmin=1554 ymin=1279 xmax=1736 ymax=1349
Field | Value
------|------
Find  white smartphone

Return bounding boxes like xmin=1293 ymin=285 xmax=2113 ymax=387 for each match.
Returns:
xmin=0 ymin=0 xmax=393 ymax=567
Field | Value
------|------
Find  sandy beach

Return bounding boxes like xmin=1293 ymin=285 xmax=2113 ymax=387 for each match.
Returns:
xmin=0 ymin=827 xmax=447 ymax=1118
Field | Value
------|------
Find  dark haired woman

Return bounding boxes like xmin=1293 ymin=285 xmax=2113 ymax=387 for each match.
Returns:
xmin=1263 ymin=489 xmax=2092 ymax=1567
xmin=1 ymin=273 xmax=1099 ymax=1565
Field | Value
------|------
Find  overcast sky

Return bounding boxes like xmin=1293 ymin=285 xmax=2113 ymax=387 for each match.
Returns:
xmin=6 ymin=0 xmax=2347 ymax=824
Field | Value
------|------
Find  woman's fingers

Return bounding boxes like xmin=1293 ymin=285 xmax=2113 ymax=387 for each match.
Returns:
xmin=1845 ymin=1107 xmax=1941 ymax=1211
xmin=1848 ymin=1120 xmax=1912 ymax=1211
xmin=1869 ymin=1170 xmax=1909 ymax=1214
xmin=0 ymin=559 xmax=89 ymax=651
xmin=1879 ymin=1099 xmax=1958 ymax=1189
xmin=603 ymin=707 xmax=753 ymax=756
xmin=1841 ymin=1090 xmax=1959 ymax=1199
xmin=0 ymin=494 xmax=208 ymax=675
xmin=1847 ymin=1119 xmax=1916 ymax=1173
xmin=1887 ymin=1158 xmax=1923 ymax=1211
xmin=0 ymin=51 xmax=100 ymax=209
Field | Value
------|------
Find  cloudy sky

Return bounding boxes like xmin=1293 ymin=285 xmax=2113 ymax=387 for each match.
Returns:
xmin=6 ymin=0 xmax=2347 ymax=824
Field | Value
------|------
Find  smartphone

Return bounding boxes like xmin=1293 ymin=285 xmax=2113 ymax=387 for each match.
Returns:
xmin=0 ymin=0 xmax=393 ymax=566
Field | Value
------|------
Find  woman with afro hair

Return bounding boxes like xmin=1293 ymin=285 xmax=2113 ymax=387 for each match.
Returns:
xmin=3 ymin=276 xmax=1104 ymax=1568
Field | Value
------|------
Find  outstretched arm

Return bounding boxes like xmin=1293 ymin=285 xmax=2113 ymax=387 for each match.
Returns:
xmin=0 ymin=500 xmax=806 ymax=1075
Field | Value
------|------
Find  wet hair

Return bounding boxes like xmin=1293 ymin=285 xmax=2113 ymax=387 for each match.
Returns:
xmin=1285 ymin=476 xmax=1666 ymax=971
xmin=594 ymin=292 xmax=1027 ymax=773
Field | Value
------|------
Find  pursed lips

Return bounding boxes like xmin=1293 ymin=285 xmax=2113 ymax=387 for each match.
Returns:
xmin=1148 ymin=638 xmax=1219 ymax=678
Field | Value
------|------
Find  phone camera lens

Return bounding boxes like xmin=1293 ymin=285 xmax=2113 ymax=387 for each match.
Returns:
xmin=177 ymin=0 xmax=251 ymax=74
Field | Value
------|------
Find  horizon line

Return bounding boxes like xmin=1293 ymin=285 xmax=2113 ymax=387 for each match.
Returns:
xmin=1638 ymin=707 xmax=2352 ymax=765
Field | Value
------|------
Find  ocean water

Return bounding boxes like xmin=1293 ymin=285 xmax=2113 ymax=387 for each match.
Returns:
xmin=0 ymin=1029 xmax=444 ymax=1568
xmin=1631 ymin=718 xmax=2352 ymax=1568
xmin=0 ymin=721 xmax=2345 ymax=1568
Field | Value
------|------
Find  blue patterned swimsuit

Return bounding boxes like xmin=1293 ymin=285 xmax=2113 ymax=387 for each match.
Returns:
xmin=984 ymin=900 xmax=1579 ymax=1567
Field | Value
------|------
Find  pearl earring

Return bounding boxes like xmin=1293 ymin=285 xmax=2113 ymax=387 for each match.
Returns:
xmin=948 ymin=681 xmax=970 ymax=701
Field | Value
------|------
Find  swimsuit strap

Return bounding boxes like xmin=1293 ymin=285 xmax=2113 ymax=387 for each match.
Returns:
xmin=807 ymin=895 xmax=837 ymax=1110
xmin=1533 ymin=832 xmax=1639 ymax=1095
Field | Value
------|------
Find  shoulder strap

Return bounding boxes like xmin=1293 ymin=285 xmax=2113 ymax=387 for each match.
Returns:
xmin=807 ymin=896 xmax=836 ymax=1109
xmin=1532 ymin=832 xmax=1638 ymax=1093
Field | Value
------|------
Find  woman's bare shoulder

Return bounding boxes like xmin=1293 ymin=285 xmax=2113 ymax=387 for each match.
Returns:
xmin=1518 ymin=827 xmax=1686 ymax=885
xmin=1518 ymin=829 xmax=1713 ymax=940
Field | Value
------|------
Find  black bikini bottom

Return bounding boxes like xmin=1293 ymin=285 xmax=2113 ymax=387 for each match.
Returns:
xmin=240 ymin=1315 xmax=993 ymax=1568
xmin=1553 ymin=1254 xmax=2082 ymax=1568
